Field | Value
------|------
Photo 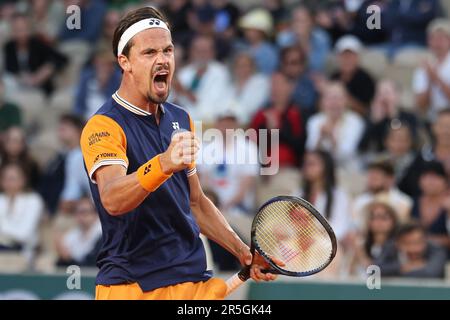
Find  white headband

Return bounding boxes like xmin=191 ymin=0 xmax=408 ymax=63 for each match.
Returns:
xmin=117 ymin=18 xmax=170 ymax=57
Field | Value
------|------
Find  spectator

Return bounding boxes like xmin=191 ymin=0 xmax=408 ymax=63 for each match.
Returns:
xmin=400 ymin=109 xmax=450 ymax=197
xmin=0 ymin=163 xmax=43 ymax=257
xmin=331 ymin=35 xmax=375 ymax=116
xmin=351 ymin=200 xmax=399 ymax=275
xmin=176 ymin=34 xmax=230 ymax=123
xmin=98 ymin=8 xmax=121 ymax=47
xmin=306 ymin=82 xmax=365 ymax=168
xmin=28 ymin=0 xmax=65 ymax=44
xmin=0 ymin=76 xmax=22 ymax=135
xmin=385 ymin=0 xmax=441 ymax=57
xmin=411 ymin=161 xmax=450 ymax=250
xmin=211 ymin=0 xmax=241 ymax=61
xmin=58 ymin=0 xmax=107 ymax=44
xmin=377 ymin=222 xmax=446 ymax=278
xmin=250 ymin=72 xmax=305 ymax=168
xmin=293 ymin=150 xmax=352 ymax=242
xmin=3 ymin=13 xmax=68 ymax=96
xmin=278 ymin=5 xmax=331 ymax=72
xmin=352 ymin=160 xmax=412 ymax=229
xmin=73 ymin=47 xmax=121 ymax=120
xmin=55 ymin=196 xmax=102 ymax=267
xmin=380 ymin=125 xmax=417 ymax=186
xmin=0 ymin=127 xmax=40 ymax=189
xmin=160 ymin=0 xmax=193 ymax=48
xmin=263 ymin=0 xmax=288 ymax=28
xmin=359 ymin=79 xmax=418 ymax=153
xmin=279 ymin=46 xmax=318 ymax=120
xmin=39 ymin=114 xmax=90 ymax=215
xmin=198 ymin=110 xmax=259 ymax=216
xmin=238 ymin=8 xmax=278 ymax=74
xmin=225 ymin=51 xmax=270 ymax=126
xmin=413 ymin=19 xmax=450 ymax=122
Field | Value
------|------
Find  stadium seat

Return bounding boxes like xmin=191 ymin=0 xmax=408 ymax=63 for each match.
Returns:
xmin=360 ymin=49 xmax=389 ymax=80
xmin=393 ymin=48 xmax=431 ymax=67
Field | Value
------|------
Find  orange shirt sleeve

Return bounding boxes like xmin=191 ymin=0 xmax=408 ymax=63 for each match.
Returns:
xmin=80 ymin=114 xmax=129 ymax=183
xmin=186 ymin=113 xmax=197 ymax=176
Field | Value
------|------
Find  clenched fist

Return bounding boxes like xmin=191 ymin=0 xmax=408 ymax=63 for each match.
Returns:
xmin=159 ymin=131 xmax=199 ymax=174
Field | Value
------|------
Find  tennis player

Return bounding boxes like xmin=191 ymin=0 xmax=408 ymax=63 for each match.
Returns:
xmin=80 ymin=6 xmax=276 ymax=300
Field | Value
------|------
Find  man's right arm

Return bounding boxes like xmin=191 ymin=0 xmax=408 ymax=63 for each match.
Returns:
xmin=80 ymin=115 xmax=199 ymax=216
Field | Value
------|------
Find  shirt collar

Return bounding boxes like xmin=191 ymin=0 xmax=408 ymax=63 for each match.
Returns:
xmin=112 ymin=91 xmax=165 ymax=116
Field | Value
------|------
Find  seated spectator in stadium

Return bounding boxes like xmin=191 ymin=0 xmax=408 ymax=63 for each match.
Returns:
xmin=376 ymin=222 xmax=446 ymax=278
xmin=384 ymin=0 xmax=441 ymax=57
xmin=413 ymin=19 xmax=450 ymax=122
xmin=28 ymin=0 xmax=65 ymax=44
xmin=306 ymin=82 xmax=365 ymax=169
xmin=3 ymin=13 xmax=68 ymax=96
xmin=99 ymin=8 xmax=121 ymax=46
xmin=379 ymin=126 xmax=417 ymax=187
xmin=0 ymin=0 xmax=16 ymax=48
xmin=198 ymin=110 xmax=259 ymax=216
xmin=73 ymin=47 xmax=121 ymax=120
xmin=250 ymin=72 xmax=305 ymax=168
xmin=160 ymin=0 xmax=193 ymax=48
xmin=331 ymin=35 xmax=375 ymax=116
xmin=279 ymin=46 xmax=318 ymax=120
xmin=0 ymin=127 xmax=40 ymax=189
xmin=352 ymin=160 xmax=412 ymax=229
xmin=39 ymin=115 xmax=90 ymax=215
xmin=0 ymin=163 xmax=43 ymax=255
xmin=225 ymin=51 xmax=269 ymax=126
xmin=277 ymin=5 xmax=331 ymax=72
xmin=58 ymin=0 xmax=107 ymax=44
xmin=210 ymin=0 xmax=241 ymax=61
xmin=176 ymin=34 xmax=230 ymax=123
xmin=0 ymin=76 xmax=22 ymax=135
xmin=351 ymin=200 xmax=399 ymax=275
xmin=293 ymin=150 xmax=352 ymax=242
xmin=411 ymin=161 xmax=450 ymax=250
xmin=263 ymin=0 xmax=288 ymax=27
xmin=399 ymin=110 xmax=450 ymax=197
xmin=359 ymin=79 xmax=418 ymax=153
xmin=55 ymin=196 xmax=101 ymax=267
xmin=238 ymin=8 xmax=278 ymax=74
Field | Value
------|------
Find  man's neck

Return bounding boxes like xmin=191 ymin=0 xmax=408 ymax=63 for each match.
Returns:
xmin=117 ymin=85 xmax=159 ymax=114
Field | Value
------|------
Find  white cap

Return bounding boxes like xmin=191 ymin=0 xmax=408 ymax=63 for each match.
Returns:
xmin=239 ymin=8 xmax=273 ymax=35
xmin=335 ymin=35 xmax=363 ymax=54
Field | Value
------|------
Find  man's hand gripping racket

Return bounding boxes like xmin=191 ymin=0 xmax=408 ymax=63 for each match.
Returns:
xmin=226 ymin=196 xmax=337 ymax=296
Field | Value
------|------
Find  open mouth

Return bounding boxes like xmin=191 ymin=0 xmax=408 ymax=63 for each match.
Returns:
xmin=153 ymin=72 xmax=169 ymax=93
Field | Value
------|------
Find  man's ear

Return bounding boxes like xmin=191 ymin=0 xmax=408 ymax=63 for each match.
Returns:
xmin=118 ymin=54 xmax=131 ymax=73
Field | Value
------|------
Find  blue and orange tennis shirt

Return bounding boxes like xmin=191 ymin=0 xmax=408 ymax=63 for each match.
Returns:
xmin=80 ymin=92 xmax=211 ymax=292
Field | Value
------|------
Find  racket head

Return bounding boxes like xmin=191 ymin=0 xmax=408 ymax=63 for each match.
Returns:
xmin=251 ymin=195 xmax=337 ymax=277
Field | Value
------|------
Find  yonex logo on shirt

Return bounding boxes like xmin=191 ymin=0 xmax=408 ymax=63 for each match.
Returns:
xmin=172 ymin=122 xmax=180 ymax=130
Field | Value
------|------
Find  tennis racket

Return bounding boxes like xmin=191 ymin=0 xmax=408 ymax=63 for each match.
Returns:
xmin=225 ymin=195 xmax=337 ymax=296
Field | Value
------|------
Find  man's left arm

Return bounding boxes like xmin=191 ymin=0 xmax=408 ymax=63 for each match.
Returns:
xmin=188 ymin=173 xmax=276 ymax=282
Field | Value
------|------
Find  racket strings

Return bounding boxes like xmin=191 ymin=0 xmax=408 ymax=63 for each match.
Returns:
xmin=255 ymin=200 xmax=333 ymax=273
xmin=258 ymin=203 xmax=328 ymax=271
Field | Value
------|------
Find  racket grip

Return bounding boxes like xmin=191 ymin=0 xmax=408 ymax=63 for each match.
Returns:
xmin=225 ymin=266 xmax=251 ymax=296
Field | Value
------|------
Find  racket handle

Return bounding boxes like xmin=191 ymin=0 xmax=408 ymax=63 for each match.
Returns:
xmin=225 ymin=266 xmax=251 ymax=296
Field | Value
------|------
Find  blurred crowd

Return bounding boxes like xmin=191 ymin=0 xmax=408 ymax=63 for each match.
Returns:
xmin=0 ymin=0 xmax=449 ymax=281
